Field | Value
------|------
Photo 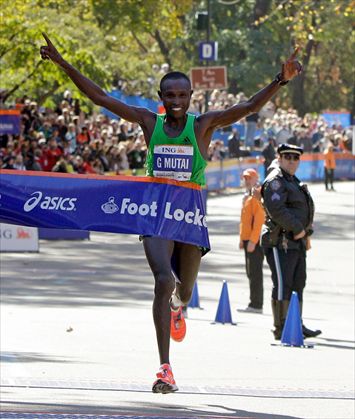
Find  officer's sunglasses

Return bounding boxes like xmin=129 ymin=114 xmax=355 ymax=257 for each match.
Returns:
xmin=282 ymin=153 xmax=300 ymax=161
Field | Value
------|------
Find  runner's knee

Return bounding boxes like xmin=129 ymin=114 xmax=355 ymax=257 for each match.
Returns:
xmin=154 ymin=272 xmax=175 ymax=297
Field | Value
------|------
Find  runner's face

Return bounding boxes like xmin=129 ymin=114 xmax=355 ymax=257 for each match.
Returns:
xmin=159 ymin=78 xmax=192 ymax=118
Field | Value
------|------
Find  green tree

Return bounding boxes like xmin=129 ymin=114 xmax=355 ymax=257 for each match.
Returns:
xmin=0 ymin=0 xmax=110 ymax=107
xmin=278 ymin=0 xmax=354 ymax=115
xmin=180 ymin=0 xmax=352 ymax=114
xmin=1 ymin=0 xmax=352 ymax=115
xmin=214 ymin=0 xmax=352 ymax=114
xmin=89 ymin=0 xmax=194 ymax=96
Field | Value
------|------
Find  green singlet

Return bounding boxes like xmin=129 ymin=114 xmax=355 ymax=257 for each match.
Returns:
xmin=145 ymin=113 xmax=207 ymax=186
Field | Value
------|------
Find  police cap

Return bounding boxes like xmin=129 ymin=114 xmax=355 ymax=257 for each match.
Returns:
xmin=277 ymin=143 xmax=303 ymax=156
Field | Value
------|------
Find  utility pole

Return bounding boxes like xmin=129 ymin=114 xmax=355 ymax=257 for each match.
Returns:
xmin=205 ymin=0 xmax=211 ymax=112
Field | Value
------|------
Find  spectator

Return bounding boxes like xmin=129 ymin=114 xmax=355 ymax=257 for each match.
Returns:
xmin=29 ymin=148 xmax=44 ymax=171
xmin=208 ymin=140 xmax=226 ymax=161
xmin=2 ymin=155 xmax=15 ymax=169
xmin=245 ymin=112 xmax=259 ymax=150
xmin=77 ymin=126 xmax=91 ymax=146
xmin=65 ymin=122 xmax=77 ymax=153
xmin=63 ymin=89 xmax=73 ymax=107
xmin=298 ymin=129 xmax=313 ymax=153
xmin=39 ymin=120 xmax=53 ymax=140
xmin=52 ymin=155 xmax=69 ymax=173
xmin=228 ymin=128 xmax=241 ymax=158
xmin=324 ymin=143 xmax=336 ymax=191
xmin=287 ymin=129 xmax=299 ymax=146
xmin=261 ymin=137 xmax=276 ymax=178
xmin=311 ymin=124 xmax=325 ymax=152
xmin=13 ymin=154 xmax=26 ymax=170
xmin=239 ymin=168 xmax=265 ymax=313
xmin=276 ymin=124 xmax=292 ymax=145
xmin=73 ymin=155 xmax=95 ymax=174
xmin=110 ymin=119 xmax=120 ymax=136
xmin=259 ymin=101 xmax=275 ymax=121
xmin=118 ymin=122 xmax=128 ymax=142
xmin=54 ymin=115 xmax=68 ymax=141
xmin=42 ymin=138 xmax=62 ymax=171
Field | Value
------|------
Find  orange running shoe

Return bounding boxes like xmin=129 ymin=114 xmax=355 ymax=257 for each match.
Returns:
xmin=152 ymin=363 xmax=178 ymax=393
xmin=170 ymin=306 xmax=186 ymax=342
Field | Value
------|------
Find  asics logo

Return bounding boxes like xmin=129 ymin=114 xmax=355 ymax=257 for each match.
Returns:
xmin=24 ymin=191 xmax=77 ymax=212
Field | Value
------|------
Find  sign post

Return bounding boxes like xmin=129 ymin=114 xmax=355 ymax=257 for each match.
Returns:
xmin=190 ymin=66 xmax=228 ymax=90
xmin=199 ymin=42 xmax=218 ymax=61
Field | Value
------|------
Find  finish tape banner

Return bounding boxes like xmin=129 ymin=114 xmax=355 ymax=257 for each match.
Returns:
xmin=0 ymin=170 xmax=210 ymax=249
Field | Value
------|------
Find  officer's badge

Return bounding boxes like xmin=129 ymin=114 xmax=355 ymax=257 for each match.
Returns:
xmin=271 ymin=192 xmax=280 ymax=201
xmin=270 ymin=179 xmax=281 ymax=191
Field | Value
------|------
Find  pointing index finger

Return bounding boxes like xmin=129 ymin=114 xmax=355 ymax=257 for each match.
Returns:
xmin=42 ymin=32 xmax=53 ymax=47
xmin=288 ymin=46 xmax=300 ymax=61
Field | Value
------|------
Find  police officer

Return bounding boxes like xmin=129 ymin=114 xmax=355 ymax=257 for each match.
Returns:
xmin=261 ymin=144 xmax=321 ymax=340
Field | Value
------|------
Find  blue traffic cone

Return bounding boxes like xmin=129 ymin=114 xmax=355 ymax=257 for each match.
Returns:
xmin=281 ymin=291 xmax=304 ymax=347
xmin=188 ymin=281 xmax=202 ymax=309
xmin=214 ymin=281 xmax=235 ymax=325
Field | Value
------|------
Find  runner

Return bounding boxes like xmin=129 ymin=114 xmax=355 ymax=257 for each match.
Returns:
xmin=40 ymin=33 xmax=302 ymax=393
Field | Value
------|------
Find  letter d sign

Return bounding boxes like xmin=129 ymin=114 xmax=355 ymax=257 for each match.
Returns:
xmin=199 ymin=42 xmax=218 ymax=61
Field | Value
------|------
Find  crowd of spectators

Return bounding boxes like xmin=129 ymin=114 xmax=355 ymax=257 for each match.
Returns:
xmin=0 ymin=91 xmax=147 ymax=174
xmin=203 ymin=90 xmax=353 ymax=161
xmin=0 ymin=89 xmax=352 ymax=173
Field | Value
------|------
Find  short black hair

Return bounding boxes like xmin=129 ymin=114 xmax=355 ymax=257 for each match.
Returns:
xmin=160 ymin=71 xmax=191 ymax=91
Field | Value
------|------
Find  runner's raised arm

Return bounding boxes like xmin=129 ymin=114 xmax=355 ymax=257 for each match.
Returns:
xmin=40 ymin=33 xmax=154 ymax=127
xmin=198 ymin=48 xmax=302 ymax=132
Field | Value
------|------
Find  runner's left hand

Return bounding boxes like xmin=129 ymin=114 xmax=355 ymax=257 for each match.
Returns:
xmin=281 ymin=47 xmax=303 ymax=81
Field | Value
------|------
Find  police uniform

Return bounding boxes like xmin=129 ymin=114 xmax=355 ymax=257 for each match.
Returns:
xmin=261 ymin=144 xmax=320 ymax=339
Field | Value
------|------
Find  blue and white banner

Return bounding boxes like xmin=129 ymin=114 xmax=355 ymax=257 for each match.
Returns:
xmin=0 ymin=170 xmax=210 ymax=249
xmin=0 ymin=110 xmax=21 ymax=135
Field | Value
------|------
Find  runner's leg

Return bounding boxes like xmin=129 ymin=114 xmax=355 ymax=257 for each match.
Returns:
xmin=173 ymin=242 xmax=202 ymax=305
xmin=143 ymin=237 xmax=175 ymax=365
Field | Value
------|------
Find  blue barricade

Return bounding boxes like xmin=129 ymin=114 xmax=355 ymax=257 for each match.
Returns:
xmin=205 ymin=153 xmax=355 ymax=191
xmin=102 ymin=90 xmax=159 ymax=120
xmin=38 ymin=228 xmax=90 ymax=240
xmin=206 ymin=158 xmax=262 ymax=191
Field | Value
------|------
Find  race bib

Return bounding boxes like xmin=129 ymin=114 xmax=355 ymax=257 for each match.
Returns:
xmin=153 ymin=145 xmax=193 ymax=181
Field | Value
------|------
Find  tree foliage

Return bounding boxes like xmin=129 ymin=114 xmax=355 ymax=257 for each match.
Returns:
xmin=0 ymin=0 xmax=111 ymax=108
xmin=186 ymin=0 xmax=353 ymax=114
xmin=0 ymin=0 xmax=353 ymax=115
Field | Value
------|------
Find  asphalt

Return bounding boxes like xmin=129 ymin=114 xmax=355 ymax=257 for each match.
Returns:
xmin=0 ymin=181 xmax=354 ymax=419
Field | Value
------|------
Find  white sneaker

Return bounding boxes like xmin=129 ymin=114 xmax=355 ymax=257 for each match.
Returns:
xmin=170 ymin=292 xmax=183 ymax=312
xmin=238 ymin=306 xmax=263 ymax=314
